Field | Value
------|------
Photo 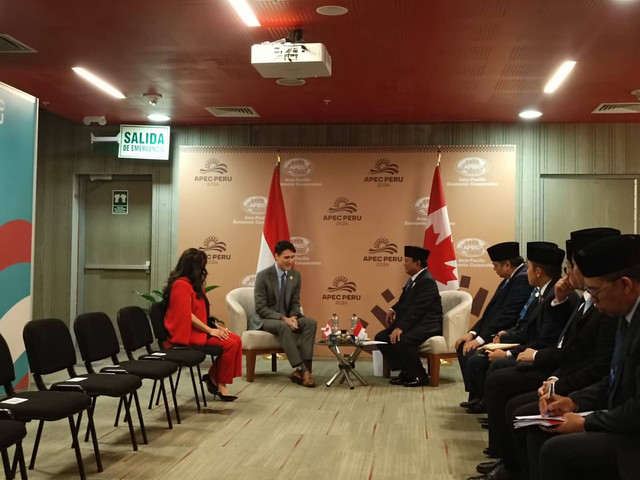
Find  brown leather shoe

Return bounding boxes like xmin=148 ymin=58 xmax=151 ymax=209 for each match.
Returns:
xmin=302 ymin=370 xmax=316 ymax=387
xmin=289 ymin=369 xmax=303 ymax=385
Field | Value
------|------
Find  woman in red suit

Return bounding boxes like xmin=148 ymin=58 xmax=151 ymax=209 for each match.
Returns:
xmin=163 ymin=248 xmax=242 ymax=400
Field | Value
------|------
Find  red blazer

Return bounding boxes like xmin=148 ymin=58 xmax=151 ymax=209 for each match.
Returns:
xmin=164 ymin=277 xmax=208 ymax=346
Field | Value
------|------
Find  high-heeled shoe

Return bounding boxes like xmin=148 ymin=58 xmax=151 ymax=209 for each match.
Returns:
xmin=215 ymin=392 xmax=238 ymax=402
xmin=201 ymin=374 xmax=237 ymax=401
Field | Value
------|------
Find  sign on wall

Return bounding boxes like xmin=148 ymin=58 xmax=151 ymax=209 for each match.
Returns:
xmin=177 ymin=146 xmax=516 ymax=349
xmin=0 ymin=82 xmax=38 ymax=390
xmin=118 ymin=125 xmax=170 ymax=160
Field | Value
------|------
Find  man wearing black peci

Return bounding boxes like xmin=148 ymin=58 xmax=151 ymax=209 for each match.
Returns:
xmin=456 ymin=242 xmax=534 ymax=409
xmin=527 ymin=234 xmax=640 ymax=480
xmin=375 ymin=246 xmax=443 ymax=387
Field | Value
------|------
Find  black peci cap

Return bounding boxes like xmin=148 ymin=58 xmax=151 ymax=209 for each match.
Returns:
xmin=574 ymin=234 xmax=640 ymax=277
xmin=404 ymin=246 xmax=430 ymax=262
xmin=487 ymin=242 xmax=519 ymax=262
xmin=570 ymin=228 xmax=621 ymax=258
xmin=527 ymin=241 xmax=565 ymax=267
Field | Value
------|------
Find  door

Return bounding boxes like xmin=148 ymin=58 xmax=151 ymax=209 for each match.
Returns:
xmin=78 ymin=175 xmax=152 ymax=331
xmin=542 ymin=176 xmax=637 ymax=247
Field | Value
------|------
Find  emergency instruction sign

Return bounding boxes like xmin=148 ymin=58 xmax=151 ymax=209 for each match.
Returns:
xmin=112 ymin=190 xmax=128 ymax=214
xmin=118 ymin=124 xmax=170 ymax=160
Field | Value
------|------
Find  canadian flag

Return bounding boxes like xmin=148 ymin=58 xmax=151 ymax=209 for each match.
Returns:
xmin=256 ymin=162 xmax=291 ymax=272
xmin=423 ymin=164 xmax=459 ymax=290
xmin=322 ymin=322 xmax=332 ymax=339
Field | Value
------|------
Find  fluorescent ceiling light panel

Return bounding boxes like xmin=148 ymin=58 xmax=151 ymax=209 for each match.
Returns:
xmin=543 ymin=61 xmax=577 ymax=93
xmin=72 ymin=67 xmax=126 ymax=99
xmin=228 ymin=0 xmax=260 ymax=27
xmin=148 ymin=113 xmax=171 ymax=122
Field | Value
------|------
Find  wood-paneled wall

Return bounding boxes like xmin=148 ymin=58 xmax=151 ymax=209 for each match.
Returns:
xmin=33 ymin=110 xmax=640 ymax=321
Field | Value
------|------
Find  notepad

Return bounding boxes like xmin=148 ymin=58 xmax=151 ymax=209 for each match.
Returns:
xmin=513 ymin=411 xmax=594 ymax=429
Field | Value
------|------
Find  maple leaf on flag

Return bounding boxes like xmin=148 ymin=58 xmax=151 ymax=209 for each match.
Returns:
xmin=424 ymin=224 xmax=458 ymax=285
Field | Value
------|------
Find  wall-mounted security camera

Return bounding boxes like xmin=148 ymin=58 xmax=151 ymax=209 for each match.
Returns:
xmin=83 ymin=115 xmax=107 ymax=126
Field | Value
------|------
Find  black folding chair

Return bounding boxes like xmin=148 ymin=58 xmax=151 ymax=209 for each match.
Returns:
xmin=0 ymin=409 xmax=27 ymax=480
xmin=73 ymin=312 xmax=180 ymax=429
xmin=122 ymin=304 xmax=217 ymax=412
xmin=0 ymin=333 xmax=100 ymax=480
xmin=22 ymin=318 xmax=147 ymax=451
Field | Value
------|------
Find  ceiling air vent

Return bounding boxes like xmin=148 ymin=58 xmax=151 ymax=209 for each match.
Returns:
xmin=0 ymin=34 xmax=36 ymax=53
xmin=592 ymin=103 xmax=640 ymax=114
xmin=205 ymin=106 xmax=260 ymax=118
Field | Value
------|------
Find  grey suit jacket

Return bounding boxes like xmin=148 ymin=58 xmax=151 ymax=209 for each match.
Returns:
xmin=248 ymin=265 xmax=303 ymax=330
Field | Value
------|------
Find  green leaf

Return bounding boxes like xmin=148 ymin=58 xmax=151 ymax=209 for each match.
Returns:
xmin=204 ymin=285 xmax=219 ymax=292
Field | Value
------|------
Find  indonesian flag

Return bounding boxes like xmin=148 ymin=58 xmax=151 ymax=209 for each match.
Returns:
xmin=353 ymin=320 xmax=366 ymax=340
xmin=322 ymin=322 xmax=332 ymax=339
xmin=256 ymin=162 xmax=291 ymax=272
xmin=423 ymin=165 xmax=459 ymax=290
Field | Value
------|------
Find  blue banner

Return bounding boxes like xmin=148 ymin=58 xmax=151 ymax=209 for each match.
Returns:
xmin=0 ymin=82 xmax=37 ymax=391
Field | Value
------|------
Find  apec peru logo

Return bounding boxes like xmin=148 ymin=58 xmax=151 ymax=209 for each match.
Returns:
xmin=322 ymin=276 xmax=361 ymax=303
xmin=323 ymin=196 xmax=362 ymax=224
xmin=363 ymin=238 xmax=403 ymax=265
xmin=194 ymin=158 xmax=232 ymax=184
xmin=198 ymin=235 xmax=231 ymax=263
xmin=456 ymin=157 xmax=490 ymax=177
xmin=241 ymin=196 xmax=267 ymax=215
xmin=282 ymin=157 xmax=314 ymax=178
xmin=364 ymin=158 xmax=403 ymax=186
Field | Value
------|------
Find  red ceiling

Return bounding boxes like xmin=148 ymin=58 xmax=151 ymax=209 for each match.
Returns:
xmin=2 ymin=0 xmax=640 ymax=125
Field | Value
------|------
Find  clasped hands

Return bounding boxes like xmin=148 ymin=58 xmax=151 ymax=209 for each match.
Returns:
xmin=537 ymin=386 xmax=584 ymax=434
xmin=283 ymin=315 xmax=299 ymax=331
xmin=209 ymin=322 xmax=231 ymax=340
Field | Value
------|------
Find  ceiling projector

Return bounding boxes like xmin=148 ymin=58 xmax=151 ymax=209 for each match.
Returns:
xmin=251 ymin=43 xmax=332 ymax=79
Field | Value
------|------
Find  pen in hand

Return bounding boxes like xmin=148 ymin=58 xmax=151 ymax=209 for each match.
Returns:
xmin=545 ymin=381 xmax=555 ymax=417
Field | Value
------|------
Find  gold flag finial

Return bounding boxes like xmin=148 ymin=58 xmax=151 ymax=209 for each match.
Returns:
xmin=277 ymin=150 xmax=281 ymax=165
xmin=437 ymin=146 xmax=442 ymax=166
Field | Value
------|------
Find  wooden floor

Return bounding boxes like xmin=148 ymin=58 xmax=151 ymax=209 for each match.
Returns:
xmin=7 ymin=356 xmax=489 ymax=480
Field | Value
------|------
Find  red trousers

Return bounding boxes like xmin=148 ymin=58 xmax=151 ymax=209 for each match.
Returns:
xmin=204 ymin=332 xmax=242 ymax=384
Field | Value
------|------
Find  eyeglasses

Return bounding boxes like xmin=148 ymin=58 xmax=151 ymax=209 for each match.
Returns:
xmin=583 ymin=280 xmax=616 ymax=299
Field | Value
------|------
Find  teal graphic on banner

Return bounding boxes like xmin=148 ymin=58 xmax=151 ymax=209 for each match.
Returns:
xmin=0 ymin=82 xmax=37 ymax=392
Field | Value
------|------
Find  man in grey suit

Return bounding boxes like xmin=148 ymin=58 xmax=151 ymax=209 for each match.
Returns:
xmin=249 ymin=240 xmax=317 ymax=387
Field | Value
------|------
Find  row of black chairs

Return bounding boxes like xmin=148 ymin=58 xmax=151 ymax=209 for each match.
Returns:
xmin=0 ymin=305 xmax=221 ymax=479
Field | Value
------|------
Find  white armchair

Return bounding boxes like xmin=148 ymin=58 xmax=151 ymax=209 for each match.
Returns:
xmin=383 ymin=289 xmax=472 ymax=386
xmin=226 ymin=287 xmax=284 ymax=382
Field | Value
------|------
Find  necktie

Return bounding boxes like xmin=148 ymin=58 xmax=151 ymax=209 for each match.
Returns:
xmin=608 ymin=317 xmax=629 ymax=395
xmin=405 ymin=277 xmax=413 ymax=290
xmin=518 ymin=287 xmax=540 ymax=319
xmin=278 ymin=273 xmax=287 ymax=315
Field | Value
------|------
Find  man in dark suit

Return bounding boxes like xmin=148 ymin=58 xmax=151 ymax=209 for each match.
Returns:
xmin=528 ymin=234 xmax=640 ymax=480
xmin=249 ymin=240 xmax=317 ymax=387
xmin=456 ymin=242 xmax=534 ymax=408
xmin=375 ymin=246 xmax=443 ymax=387
xmin=464 ymin=242 xmax=565 ymax=416
xmin=471 ymin=229 xmax=619 ymax=480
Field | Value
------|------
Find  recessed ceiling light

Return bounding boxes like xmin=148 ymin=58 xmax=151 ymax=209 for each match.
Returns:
xmin=276 ymin=78 xmax=305 ymax=86
xmin=147 ymin=113 xmax=171 ymax=122
xmin=544 ymin=61 xmax=577 ymax=93
xmin=72 ymin=67 xmax=125 ymax=99
xmin=316 ymin=5 xmax=349 ymax=16
xmin=228 ymin=0 xmax=260 ymax=27
xmin=519 ymin=110 xmax=543 ymax=119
